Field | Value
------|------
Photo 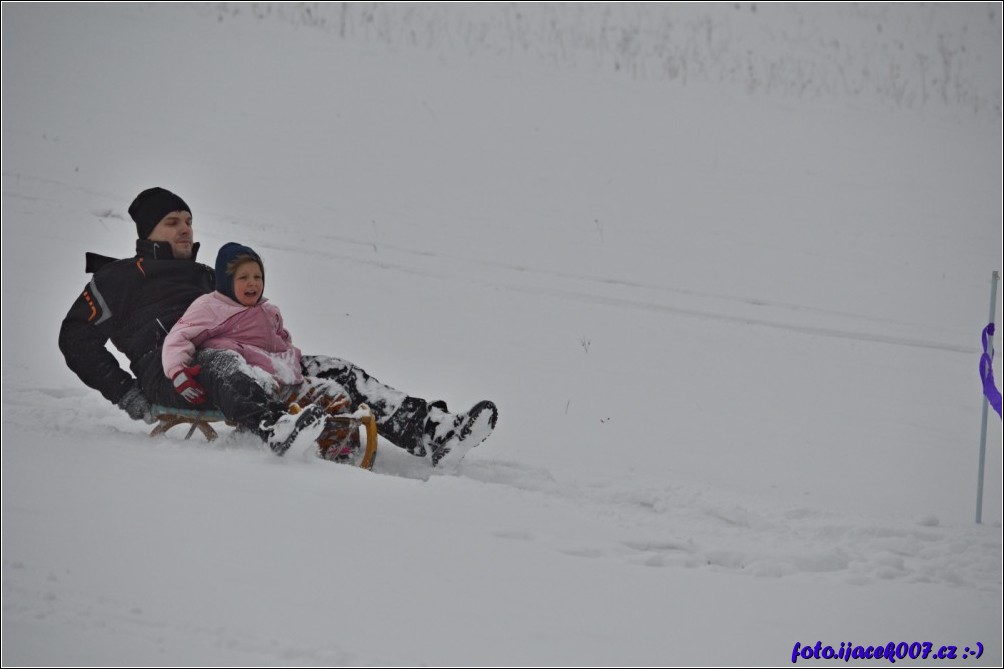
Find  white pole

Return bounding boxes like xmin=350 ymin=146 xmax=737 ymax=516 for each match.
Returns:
xmin=976 ymin=270 xmax=1000 ymax=524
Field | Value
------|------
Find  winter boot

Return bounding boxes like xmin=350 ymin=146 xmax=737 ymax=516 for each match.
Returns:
xmin=279 ymin=387 xmax=355 ymax=460
xmin=261 ymin=403 xmax=327 ymax=456
xmin=424 ymin=400 xmax=498 ymax=467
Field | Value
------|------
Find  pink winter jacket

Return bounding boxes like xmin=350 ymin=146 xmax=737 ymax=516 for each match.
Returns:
xmin=162 ymin=291 xmax=303 ymax=386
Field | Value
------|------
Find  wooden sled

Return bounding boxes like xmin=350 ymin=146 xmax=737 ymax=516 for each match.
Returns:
xmin=315 ymin=404 xmax=379 ymax=471
xmin=149 ymin=403 xmax=378 ymax=470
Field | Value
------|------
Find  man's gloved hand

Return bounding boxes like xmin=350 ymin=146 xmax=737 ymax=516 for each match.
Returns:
xmin=117 ymin=383 xmax=156 ymax=424
xmin=172 ymin=365 xmax=207 ymax=405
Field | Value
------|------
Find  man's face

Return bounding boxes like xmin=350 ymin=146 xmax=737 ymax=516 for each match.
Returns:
xmin=147 ymin=211 xmax=194 ymax=259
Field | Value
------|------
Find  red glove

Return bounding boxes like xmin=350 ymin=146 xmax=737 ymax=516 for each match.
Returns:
xmin=172 ymin=365 xmax=207 ymax=405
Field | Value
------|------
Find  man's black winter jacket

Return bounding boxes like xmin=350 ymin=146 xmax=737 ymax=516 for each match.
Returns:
xmin=58 ymin=240 xmax=214 ymax=405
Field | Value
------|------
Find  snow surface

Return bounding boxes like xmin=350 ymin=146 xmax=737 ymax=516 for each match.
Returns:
xmin=2 ymin=3 xmax=1002 ymax=665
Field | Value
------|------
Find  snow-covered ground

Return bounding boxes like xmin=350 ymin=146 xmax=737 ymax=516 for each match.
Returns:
xmin=2 ymin=3 xmax=1001 ymax=665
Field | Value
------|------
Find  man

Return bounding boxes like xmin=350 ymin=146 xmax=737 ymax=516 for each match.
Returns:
xmin=59 ymin=187 xmax=497 ymax=463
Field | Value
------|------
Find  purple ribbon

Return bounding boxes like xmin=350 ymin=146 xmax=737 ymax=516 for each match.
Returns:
xmin=981 ymin=323 xmax=1002 ymax=419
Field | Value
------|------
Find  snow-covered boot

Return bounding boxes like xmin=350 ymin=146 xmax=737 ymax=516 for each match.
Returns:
xmin=424 ymin=400 xmax=498 ymax=467
xmin=261 ymin=403 xmax=327 ymax=456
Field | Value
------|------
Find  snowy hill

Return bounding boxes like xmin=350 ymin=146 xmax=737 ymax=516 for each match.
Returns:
xmin=2 ymin=3 xmax=1002 ymax=665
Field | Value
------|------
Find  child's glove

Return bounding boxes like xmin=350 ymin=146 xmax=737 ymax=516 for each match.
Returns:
xmin=117 ymin=383 xmax=156 ymax=424
xmin=172 ymin=366 xmax=207 ymax=405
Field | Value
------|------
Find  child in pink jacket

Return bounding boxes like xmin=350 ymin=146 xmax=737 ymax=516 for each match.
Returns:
xmin=162 ymin=243 xmax=304 ymax=389
xmin=163 ymin=242 xmax=351 ymax=456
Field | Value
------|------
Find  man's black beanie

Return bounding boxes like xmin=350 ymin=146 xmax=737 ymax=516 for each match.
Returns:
xmin=128 ymin=187 xmax=191 ymax=239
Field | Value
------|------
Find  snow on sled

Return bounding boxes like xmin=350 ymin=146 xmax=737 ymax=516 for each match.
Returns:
xmin=149 ymin=402 xmax=379 ymax=470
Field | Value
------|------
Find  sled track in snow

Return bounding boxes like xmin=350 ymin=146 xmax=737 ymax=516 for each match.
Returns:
xmin=4 ymin=386 xmax=1000 ymax=594
xmin=263 ymin=234 xmax=977 ymax=356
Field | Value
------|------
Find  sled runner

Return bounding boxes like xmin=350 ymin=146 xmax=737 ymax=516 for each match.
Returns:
xmin=149 ymin=405 xmax=228 ymax=441
xmin=315 ymin=403 xmax=379 ymax=471
xmin=149 ymin=403 xmax=379 ymax=470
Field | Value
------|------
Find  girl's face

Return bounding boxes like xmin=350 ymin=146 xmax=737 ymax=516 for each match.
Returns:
xmin=232 ymin=260 xmax=263 ymax=307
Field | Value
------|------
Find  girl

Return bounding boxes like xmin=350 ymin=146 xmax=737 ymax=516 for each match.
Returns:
xmin=162 ymin=242 xmax=354 ymax=458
